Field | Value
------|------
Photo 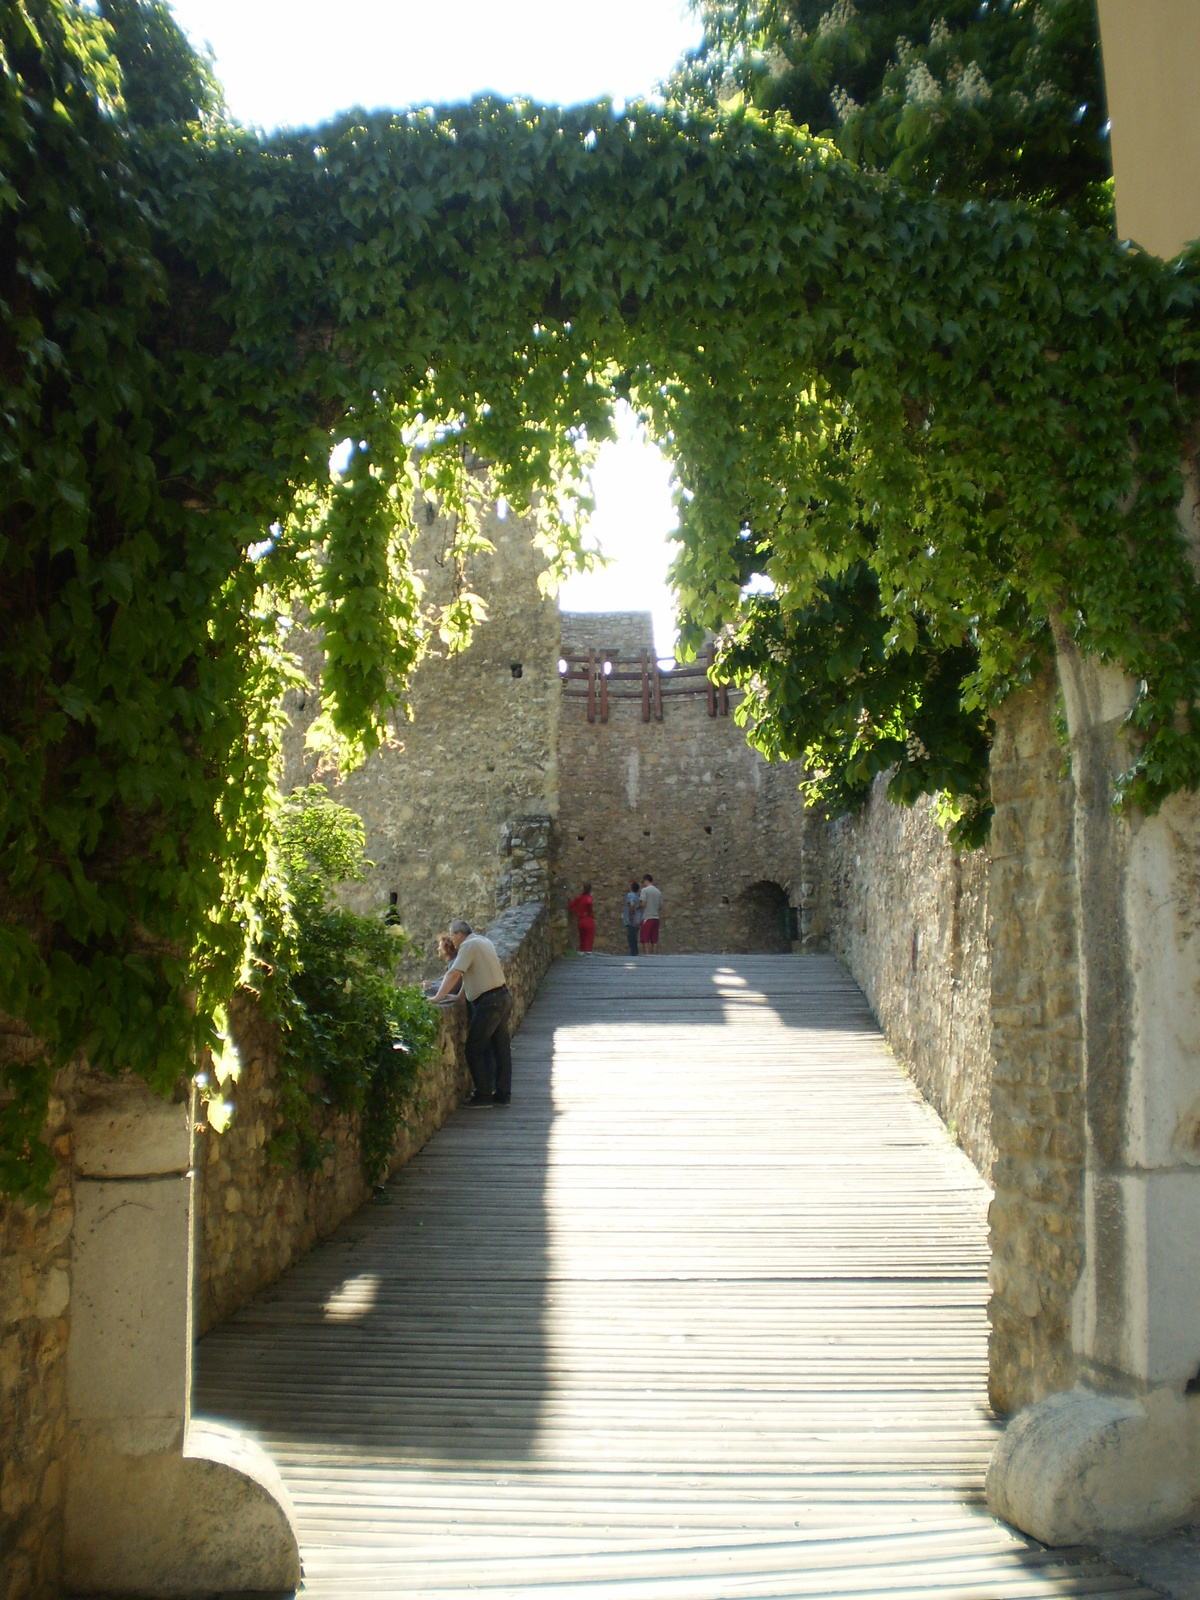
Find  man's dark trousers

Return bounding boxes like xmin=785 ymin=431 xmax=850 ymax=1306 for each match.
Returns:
xmin=466 ymin=985 xmax=513 ymax=1100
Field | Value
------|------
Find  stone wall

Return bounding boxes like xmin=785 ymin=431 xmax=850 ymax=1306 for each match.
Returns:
xmin=282 ymin=496 xmax=564 ymax=977
xmin=0 ymin=1042 xmax=72 ymax=1600
xmin=557 ymin=612 xmax=819 ymax=954
xmin=197 ymin=903 xmax=552 ymax=1333
xmin=826 ymin=786 xmax=994 ymax=1175
xmin=196 ymin=1001 xmax=468 ymax=1335
xmin=823 ymin=671 xmax=1084 ymax=1415
xmin=985 ymin=674 xmax=1084 ymax=1416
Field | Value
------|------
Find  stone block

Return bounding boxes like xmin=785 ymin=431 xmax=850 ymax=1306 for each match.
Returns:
xmin=73 ymin=1076 xmax=190 ymax=1179
xmin=987 ymin=1387 xmax=1200 ymax=1543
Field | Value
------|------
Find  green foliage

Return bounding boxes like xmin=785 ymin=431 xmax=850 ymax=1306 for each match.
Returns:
xmin=722 ymin=565 xmax=994 ymax=846
xmin=99 ymin=0 xmax=224 ymax=127
xmin=2 ymin=0 xmax=1199 ymax=1197
xmin=676 ymin=0 xmax=1115 ymax=835
xmin=248 ymin=787 xmax=439 ymax=1184
xmin=686 ymin=0 xmax=1112 ymax=219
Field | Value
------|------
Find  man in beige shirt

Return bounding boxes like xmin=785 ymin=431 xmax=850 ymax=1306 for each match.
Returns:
xmin=428 ymin=920 xmax=512 ymax=1106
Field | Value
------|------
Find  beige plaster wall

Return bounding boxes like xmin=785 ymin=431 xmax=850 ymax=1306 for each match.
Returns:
xmin=282 ymin=499 xmax=564 ymax=976
xmin=1098 ymin=0 xmax=1200 ymax=259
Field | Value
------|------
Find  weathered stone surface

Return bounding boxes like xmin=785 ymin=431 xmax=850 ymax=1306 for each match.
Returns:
xmin=557 ymin=613 xmax=820 ymax=954
xmin=824 ymin=780 xmax=994 ymax=1176
xmin=65 ymin=1423 xmax=301 ymax=1597
xmin=986 ymin=674 xmax=1084 ymax=1416
xmin=196 ymin=996 xmax=470 ymax=1335
xmin=987 ymin=1386 xmax=1200 ymax=1544
xmin=823 ymin=672 xmax=1084 ymax=1416
xmin=281 ymin=497 xmax=565 ymax=973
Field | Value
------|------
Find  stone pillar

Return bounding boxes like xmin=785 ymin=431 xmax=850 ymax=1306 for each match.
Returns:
xmin=987 ymin=640 xmax=1200 ymax=1540
xmin=64 ymin=1073 xmax=300 ymax=1596
xmin=985 ymin=4 xmax=1200 ymax=1546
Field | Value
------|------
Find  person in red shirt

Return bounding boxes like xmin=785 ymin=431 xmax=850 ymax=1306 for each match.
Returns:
xmin=567 ymin=883 xmax=595 ymax=953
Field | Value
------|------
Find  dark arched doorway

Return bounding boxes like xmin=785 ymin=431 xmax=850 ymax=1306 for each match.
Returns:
xmin=730 ymin=880 xmax=794 ymax=953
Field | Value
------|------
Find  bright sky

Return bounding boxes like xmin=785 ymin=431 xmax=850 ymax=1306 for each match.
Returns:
xmin=170 ymin=0 xmax=698 ymax=656
xmin=556 ymin=405 xmax=682 ymax=659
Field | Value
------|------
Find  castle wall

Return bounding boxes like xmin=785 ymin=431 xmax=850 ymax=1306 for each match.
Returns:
xmin=557 ymin=613 xmax=818 ymax=954
xmin=823 ymin=672 xmax=1084 ymax=1414
xmin=282 ymin=500 xmax=564 ymax=973
xmin=826 ymin=785 xmax=994 ymax=1177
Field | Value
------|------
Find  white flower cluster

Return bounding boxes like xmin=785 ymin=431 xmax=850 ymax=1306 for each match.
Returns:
xmin=830 ymin=85 xmax=862 ymax=124
xmin=928 ymin=17 xmax=953 ymax=51
xmin=955 ymin=61 xmax=992 ymax=106
xmin=895 ymin=35 xmax=915 ymax=67
xmin=816 ymin=0 xmax=858 ymax=39
xmin=905 ymin=61 xmax=943 ymax=107
xmin=1034 ymin=79 xmax=1058 ymax=107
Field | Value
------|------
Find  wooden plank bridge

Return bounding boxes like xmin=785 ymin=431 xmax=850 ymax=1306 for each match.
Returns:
xmin=195 ymin=955 xmax=1154 ymax=1600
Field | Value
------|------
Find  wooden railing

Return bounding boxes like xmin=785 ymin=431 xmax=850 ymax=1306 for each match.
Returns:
xmin=560 ymin=643 xmax=733 ymax=723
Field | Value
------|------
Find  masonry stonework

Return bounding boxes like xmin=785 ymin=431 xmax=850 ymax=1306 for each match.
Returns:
xmin=826 ymin=787 xmax=993 ymax=1176
xmin=984 ymin=674 xmax=1083 ymax=1416
xmin=824 ymin=672 xmax=1084 ymax=1416
xmin=282 ymin=499 xmax=565 ymax=973
xmin=557 ymin=613 xmax=820 ymax=953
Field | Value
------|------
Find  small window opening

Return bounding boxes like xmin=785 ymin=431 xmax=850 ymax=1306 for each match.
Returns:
xmin=510 ymin=663 xmax=523 ymax=679
xmin=643 ymin=830 xmax=651 ymax=837
xmin=577 ymin=834 xmax=585 ymax=842
xmin=704 ymin=825 xmax=712 ymax=835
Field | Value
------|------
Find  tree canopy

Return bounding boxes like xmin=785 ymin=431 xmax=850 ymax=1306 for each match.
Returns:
xmin=684 ymin=0 xmax=1112 ymax=218
xmin=675 ymin=0 xmax=1120 ymax=832
xmin=2 ymin=0 xmax=1198 ymax=1196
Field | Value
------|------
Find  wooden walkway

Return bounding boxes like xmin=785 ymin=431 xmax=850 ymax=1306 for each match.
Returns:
xmin=195 ymin=955 xmax=1153 ymax=1599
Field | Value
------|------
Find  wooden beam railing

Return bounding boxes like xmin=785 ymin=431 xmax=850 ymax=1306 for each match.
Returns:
xmin=560 ymin=650 xmax=735 ymax=724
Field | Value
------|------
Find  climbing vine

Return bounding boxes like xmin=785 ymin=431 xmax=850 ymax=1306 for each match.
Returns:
xmin=236 ymin=786 xmax=439 ymax=1184
xmin=2 ymin=0 xmax=1198 ymax=1197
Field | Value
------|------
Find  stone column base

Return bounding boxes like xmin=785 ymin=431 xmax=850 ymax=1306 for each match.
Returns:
xmin=65 ymin=1420 xmax=301 ymax=1596
xmin=986 ymin=1386 xmax=1200 ymax=1545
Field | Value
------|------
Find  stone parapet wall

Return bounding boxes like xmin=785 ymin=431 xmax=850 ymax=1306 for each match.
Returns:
xmin=197 ymin=903 xmax=552 ymax=1334
xmin=1 ymin=905 xmax=553 ymax=1599
xmin=486 ymin=902 xmax=553 ymax=1031
xmin=826 ymin=786 xmax=994 ymax=1176
xmin=824 ymin=673 xmax=1083 ymax=1415
xmin=985 ymin=675 xmax=1083 ymax=1416
xmin=196 ymin=999 xmax=469 ymax=1336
